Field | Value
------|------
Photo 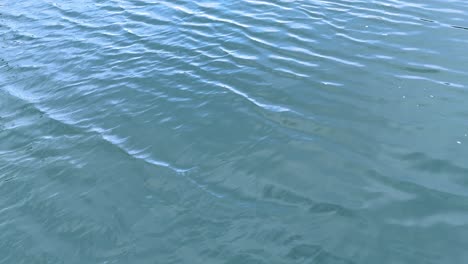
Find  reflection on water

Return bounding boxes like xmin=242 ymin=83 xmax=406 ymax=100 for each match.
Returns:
xmin=1 ymin=0 xmax=468 ymax=263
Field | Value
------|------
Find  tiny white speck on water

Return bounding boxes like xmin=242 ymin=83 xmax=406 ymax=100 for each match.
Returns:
xmin=430 ymin=95 xmax=434 ymax=98
xmin=402 ymin=96 xmax=406 ymax=99
xmin=457 ymin=141 xmax=462 ymax=144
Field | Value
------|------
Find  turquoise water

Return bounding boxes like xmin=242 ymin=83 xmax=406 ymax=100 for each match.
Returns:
xmin=1 ymin=0 xmax=468 ymax=263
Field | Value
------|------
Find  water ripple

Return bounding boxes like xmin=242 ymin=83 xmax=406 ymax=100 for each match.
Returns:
xmin=1 ymin=0 xmax=468 ymax=263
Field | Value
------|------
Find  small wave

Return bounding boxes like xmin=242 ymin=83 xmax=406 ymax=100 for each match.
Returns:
xmin=218 ymin=83 xmax=290 ymax=113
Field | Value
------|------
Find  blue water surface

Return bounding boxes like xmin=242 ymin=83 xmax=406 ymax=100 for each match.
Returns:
xmin=1 ymin=0 xmax=468 ymax=263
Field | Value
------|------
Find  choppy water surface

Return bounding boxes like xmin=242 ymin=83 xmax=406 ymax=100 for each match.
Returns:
xmin=1 ymin=0 xmax=468 ymax=263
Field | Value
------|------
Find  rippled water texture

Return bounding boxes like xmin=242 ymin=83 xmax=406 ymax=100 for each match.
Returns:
xmin=1 ymin=0 xmax=468 ymax=263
